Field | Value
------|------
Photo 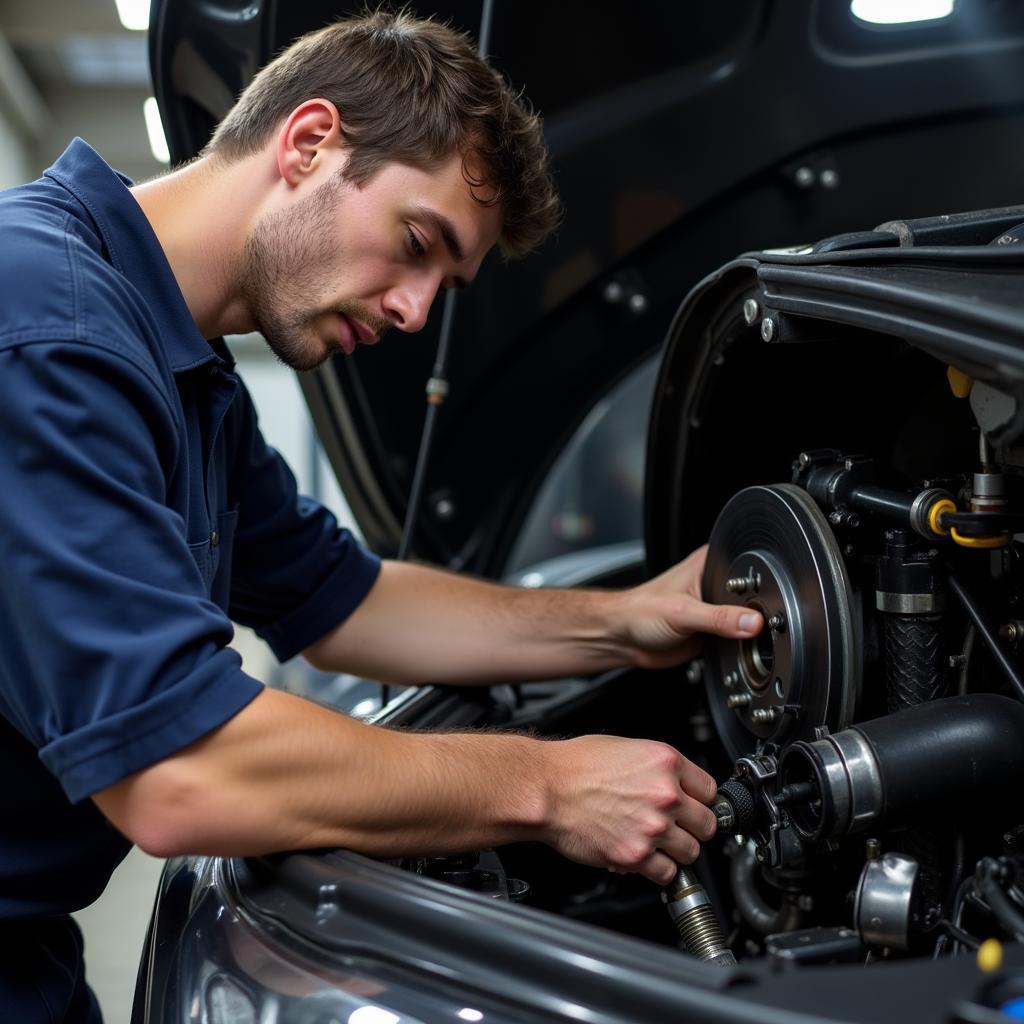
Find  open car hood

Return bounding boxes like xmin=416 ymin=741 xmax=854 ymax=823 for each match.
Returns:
xmin=151 ymin=0 xmax=1024 ymax=573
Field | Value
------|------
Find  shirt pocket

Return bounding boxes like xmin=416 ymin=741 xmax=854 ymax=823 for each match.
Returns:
xmin=187 ymin=508 xmax=238 ymax=610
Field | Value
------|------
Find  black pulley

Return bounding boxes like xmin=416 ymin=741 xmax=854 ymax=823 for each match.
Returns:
xmin=701 ymin=484 xmax=860 ymax=760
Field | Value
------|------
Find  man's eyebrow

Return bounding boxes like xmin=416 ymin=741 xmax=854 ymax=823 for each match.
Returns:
xmin=413 ymin=205 xmax=466 ymax=264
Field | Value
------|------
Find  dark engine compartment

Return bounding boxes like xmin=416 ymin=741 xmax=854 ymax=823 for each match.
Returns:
xmin=395 ymin=217 xmax=1024 ymax=1009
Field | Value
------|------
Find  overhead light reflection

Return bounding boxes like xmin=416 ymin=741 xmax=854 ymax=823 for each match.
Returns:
xmin=143 ymin=97 xmax=170 ymax=164
xmin=348 ymin=1008 xmax=400 ymax=1024
xmin=458 ymin=1011 xmax=484 ymax=1022
xmin=115 ymin=0 xmax=151 ymax=31
xmin=851 ymin=0 xmax=955 ymax=25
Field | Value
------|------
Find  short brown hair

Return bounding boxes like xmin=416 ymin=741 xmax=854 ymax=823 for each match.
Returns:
xmin=205 ymin=7 xmax=561 ymax=258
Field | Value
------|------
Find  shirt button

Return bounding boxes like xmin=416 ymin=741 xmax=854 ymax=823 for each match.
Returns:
xmin=210 ymin=530 xmax=219 ymax=547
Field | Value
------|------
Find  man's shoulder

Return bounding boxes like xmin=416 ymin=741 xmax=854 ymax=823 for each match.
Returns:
xmin=0 ymin=177 xmax=160 ymax=363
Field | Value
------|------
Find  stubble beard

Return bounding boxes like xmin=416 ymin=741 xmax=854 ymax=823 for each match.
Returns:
xmin=237 ymin=174 xmax=376 ymax=371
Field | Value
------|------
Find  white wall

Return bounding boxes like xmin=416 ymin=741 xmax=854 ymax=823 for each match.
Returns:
xmin=0 ymin=96 xmax=31 ymax=187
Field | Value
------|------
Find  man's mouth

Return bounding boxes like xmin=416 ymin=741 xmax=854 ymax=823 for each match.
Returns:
xmin=336 ymin=312 xmax=380 ymax=355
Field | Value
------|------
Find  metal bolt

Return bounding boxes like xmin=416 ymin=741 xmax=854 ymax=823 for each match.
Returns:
xmin=768 ymin=613 xmax=786 ymax=633
xmin=755 ymin=846 xmax=768 ymax=863
xmin=797 ymin=452 xmax=811 ymax=470
xmin=752 ymin=708 xmax=778 ymax=724
xmin=628 ymin=292 xmax=648 ymax=315
xmin=844 ymin=458 xmax=855 ymax=471
xmin=685 ymin=660 xmax=704 ymax=684
xmin=797 ymin=894 xmax=815 ymax=912
xmin=723 ymin=671 xmax=740 ymax=690
xmin=603 ymin=280 xmax=624 ymax=304
xmin=949 ymin=654 xmax=968 ymax=668
xmin=865 ymin=838 xmax=881 ymax=861
xmin=725 ymin=577 xmax=749 ymax=594
xmin=820 ymin=168 xmax=839 ymax=189
xmin=999 ymin=622 xmax=1023 ymax=643
xmin=760 ymin=316 xmax=776 ymax=342
xmin=794 ymin=166 xmax=815 ymax=189
xmin=742 ymin=298 xmax=760 ymax=325
xmin=847 ymin=513 xmax=861 ymax=529
xmin=727 ymin=693 xmax=751 ymax=709
xmin=434 ymin=498 xmax=455 ymax=520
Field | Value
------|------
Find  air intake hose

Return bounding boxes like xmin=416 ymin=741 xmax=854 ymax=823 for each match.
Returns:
xmin=777 ymin=694 xmax=1024 ymax=842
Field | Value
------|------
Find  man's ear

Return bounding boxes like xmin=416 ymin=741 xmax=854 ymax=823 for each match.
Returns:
xmin=276 ymin=98 xmax=345 ymax=187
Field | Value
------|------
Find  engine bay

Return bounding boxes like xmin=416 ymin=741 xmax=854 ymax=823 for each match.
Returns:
xmin=394 ymin=233 xmax=1024 ymax=989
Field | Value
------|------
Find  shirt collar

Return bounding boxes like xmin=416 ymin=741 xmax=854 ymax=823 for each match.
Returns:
xmin=44 ymin=138 xmax=229 ymax=374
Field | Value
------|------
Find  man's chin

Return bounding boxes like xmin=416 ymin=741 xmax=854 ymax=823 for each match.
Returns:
xmin=261 ymin=329 xmax=335 ymax=372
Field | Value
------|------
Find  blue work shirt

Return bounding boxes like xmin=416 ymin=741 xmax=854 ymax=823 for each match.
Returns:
xmin=0 ymin=139 xmax=381 ymax=922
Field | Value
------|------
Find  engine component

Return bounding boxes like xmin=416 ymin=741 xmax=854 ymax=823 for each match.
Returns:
xmin=661 ymin=866 xmax=736 ymax=967
xmin=778 ymin=694 xmax=1024 ymax=842
xmin=854 ymin=852 xmax=921 ymax=950
xmin=702 ymin=483 xmax=859 ymax=759
xmin=875 ymin=530 xmax=946 ymax=711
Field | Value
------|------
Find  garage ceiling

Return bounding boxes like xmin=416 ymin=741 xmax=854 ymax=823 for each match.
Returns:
xmin=0 ymin=0 xmax=162 ymax=180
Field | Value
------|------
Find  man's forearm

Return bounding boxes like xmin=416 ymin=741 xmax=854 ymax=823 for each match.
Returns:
xmin=92 ymin=684 xmax=719 ymax=884
xmin=304 ymin=559 xmax=633 ymax=685
xmin=93 ymin=686 xmax=550 ymax=859
xmin=304 ymin=553 xmax=760 ymax=686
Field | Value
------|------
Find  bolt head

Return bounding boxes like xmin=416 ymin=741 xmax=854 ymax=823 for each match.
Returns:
xmin=768 ymin=614 xmax=785 ymax=632
xmin=794 ymin=166 xmax=815 ymax=189
xmin=434 ymin=498 xmax=455 ymax=520
xmin=742 ymin=298 xmax=760 ymax=325
xmin=760 ymin=317 xmax=776 ymax=342
xmin=820 ymin=168 xmax=839 ymax=189
xmin=628 ymin=292 xmax=648 ymax=314
xmin=797 ymin=452 xmax=811 ymax=470
xmin=603 ymin=280 xmax=624 ymax=304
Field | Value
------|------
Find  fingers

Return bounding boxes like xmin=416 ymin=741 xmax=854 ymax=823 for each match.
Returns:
xmin=636 ymin=849 xmax=683 ymax=885
xmin=672 ymin=594 xmax=762 ymax=640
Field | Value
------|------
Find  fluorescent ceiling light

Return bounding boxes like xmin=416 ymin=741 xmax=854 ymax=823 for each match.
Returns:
xmin=114 ymin=0 xmax=151 ymax=32
xmin=143 ymin=97 xmax=170 ymax=164
xmin=851 ymin=0 xmax=955 ymax=24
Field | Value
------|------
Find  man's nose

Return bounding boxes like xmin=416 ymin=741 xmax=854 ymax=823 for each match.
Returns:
xmin=385 ymin=276 xmax=441 ymax=333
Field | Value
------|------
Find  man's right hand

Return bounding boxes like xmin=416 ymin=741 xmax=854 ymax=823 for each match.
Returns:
xmin=541 ymin=735 xmax=718 ymax=885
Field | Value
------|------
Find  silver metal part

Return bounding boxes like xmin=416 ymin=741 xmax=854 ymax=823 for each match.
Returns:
xmin=794 ymin=729 xmax=883 ymax=838
xmin=854 ymin=853 xmax=920 ymax=950
xmin=662 ymin=868 xmax=736 ymax=967
xmin=742 ymin=298 xmax=760 ymax=325
xmin=876 ymin=592 xmax=943 ymax=614
xmin=760 ymin=316 xmax=776 ymax=342
xmin=909 ymin=487 xmax=955 ymax=539
xmin=702 ymin=484 xmax=860 ymax=760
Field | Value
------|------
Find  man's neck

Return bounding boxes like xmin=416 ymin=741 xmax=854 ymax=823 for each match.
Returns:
xmin=129 ymin=152 xmax=269 ymax=340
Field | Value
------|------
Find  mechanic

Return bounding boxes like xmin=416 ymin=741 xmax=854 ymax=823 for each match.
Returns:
xmin=0 ymin=9 xmax=762 ymax=1021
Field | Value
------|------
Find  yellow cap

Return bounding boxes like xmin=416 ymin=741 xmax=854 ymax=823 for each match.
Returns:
xmin=947 ymin=366 xmax=973 ymax=399
xmin=977 ymin=938 xmax=1003 ymax=973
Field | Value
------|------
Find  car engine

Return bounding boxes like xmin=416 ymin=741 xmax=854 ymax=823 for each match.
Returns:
xmin=687 ymin=441 xmax=1024 ymax=966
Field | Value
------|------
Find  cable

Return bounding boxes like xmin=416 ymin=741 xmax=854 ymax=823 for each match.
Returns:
xmin=382 ymin=0 xmax=497 ymax=709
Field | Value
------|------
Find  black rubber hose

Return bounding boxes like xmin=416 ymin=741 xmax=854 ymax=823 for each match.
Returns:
xmin=977 ymin=866 xmax=1024 ymax=943
xmin=858 ymin=694 xmax=1024 ymax=829
xmin=947 ymin=575 xmax=1024 ymax=703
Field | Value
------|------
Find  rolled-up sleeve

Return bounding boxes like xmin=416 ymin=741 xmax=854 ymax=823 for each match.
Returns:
xmin=0 ymin=338 xmax=263 ymax=803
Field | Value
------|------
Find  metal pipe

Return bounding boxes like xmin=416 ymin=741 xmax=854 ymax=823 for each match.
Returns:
xmin=947 ymin=575 xmax=1024 ymax=703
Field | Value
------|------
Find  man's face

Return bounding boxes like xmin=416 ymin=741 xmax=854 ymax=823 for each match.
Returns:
xmin=238 ymin=150 xmax=502 ymax=371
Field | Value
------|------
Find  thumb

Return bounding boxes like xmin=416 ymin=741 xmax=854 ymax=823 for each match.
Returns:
xmin=673 ymin=596 xmax=763 ymax=639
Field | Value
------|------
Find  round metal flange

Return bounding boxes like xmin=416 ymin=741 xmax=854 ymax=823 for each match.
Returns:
xmin=701 ymin=484 xmax=860 ymax=761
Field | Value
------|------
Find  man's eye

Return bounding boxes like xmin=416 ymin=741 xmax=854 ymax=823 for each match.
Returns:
xmin=407 ymin=228 xmax=426 ymax=258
